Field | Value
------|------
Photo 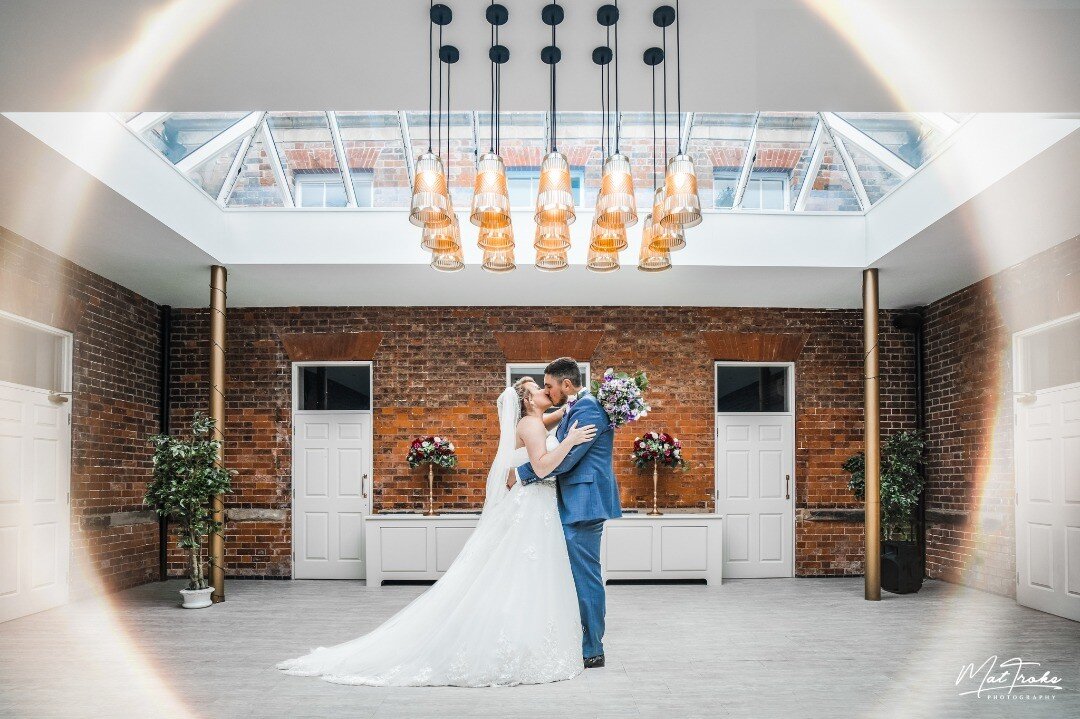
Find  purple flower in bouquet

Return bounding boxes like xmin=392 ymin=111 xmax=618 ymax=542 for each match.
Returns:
xmin=590 ymin=367 xmax=650 ymax=430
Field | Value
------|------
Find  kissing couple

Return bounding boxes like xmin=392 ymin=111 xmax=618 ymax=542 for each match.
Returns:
xmin=277 ymin=357 xmax=623 ymax=686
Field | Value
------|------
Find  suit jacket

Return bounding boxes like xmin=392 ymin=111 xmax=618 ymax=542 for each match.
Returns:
xmin=517 ymin=390 xmax=623 ymax=525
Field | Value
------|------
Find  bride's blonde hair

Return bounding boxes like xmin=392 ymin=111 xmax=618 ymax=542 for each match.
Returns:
xmin=512 ymin=376 xmax=536 ymax=417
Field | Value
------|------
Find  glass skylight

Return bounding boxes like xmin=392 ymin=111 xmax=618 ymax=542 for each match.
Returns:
xmin=117 ymin=111 xmax=967 ymax=213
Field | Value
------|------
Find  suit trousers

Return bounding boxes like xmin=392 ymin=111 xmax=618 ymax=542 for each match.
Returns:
xmin=563 ymin=519 xmax=606 ymax=659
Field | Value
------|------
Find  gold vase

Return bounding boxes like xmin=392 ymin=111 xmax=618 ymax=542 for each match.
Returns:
xmin=425 ymin=464 xmax=437 ymax=516
xmin=648 ymin=460 xmax=663 ymax=516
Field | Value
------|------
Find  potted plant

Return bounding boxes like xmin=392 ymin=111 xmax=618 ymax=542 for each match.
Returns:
xmin=631 ymin=431 xmax=688 ymax=515
xmin=144 ymin=412 xmax=234 ymax=608
xmin=407 ymin=436 xmax=458 ymax=515
xmin=842 ymin=429 xmax=926 ymax=594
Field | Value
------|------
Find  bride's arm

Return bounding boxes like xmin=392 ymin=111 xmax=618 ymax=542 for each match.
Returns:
xmin=518 ymin=416 xmax=596 ymax=480
xmin=541 ymin=404 xmax=566 ymax=430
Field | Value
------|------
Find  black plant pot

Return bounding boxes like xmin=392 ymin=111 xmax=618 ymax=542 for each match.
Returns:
xmin=881 ymin=539 xmax=923 ymax=594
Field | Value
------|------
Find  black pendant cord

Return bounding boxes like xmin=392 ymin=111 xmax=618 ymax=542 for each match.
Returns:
xmin=606 ymin=26 xmax=613 ymax=157
xmin=489 ymin=14 xmax=495 ymax=153
xmin=675 ymin=0 xmax=682 ymax=154
xmin=495 ymin=20 xmax=501 ymax=154
xmin=613 ymin=0 xmax=620 ymax=153
xmin=662 ymin=23 xmax=669 ymax=166
xmin=446 ymin=58 xmax=452 ymax=182
xmin=550 ymin=8 xmax=557 ymax=153
xmin=599 ymin=52 xmax=606 ymax=158
xmin=652 ymin=63 xmax=657 ymax=193
xmin=437 ymin=23 xmax=443 ymax=161
xmin=427 ymin=1 xmax=434 ymax=153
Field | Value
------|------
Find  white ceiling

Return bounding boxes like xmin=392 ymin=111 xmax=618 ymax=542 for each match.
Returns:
xmin=0 ymin=0 xmax=1078 ymax=113
xmin=0 ymin=1 xmax=1078 ymax=310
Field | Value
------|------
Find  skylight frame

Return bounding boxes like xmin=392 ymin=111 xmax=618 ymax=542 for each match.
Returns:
xmin=115 ymin=111 xmax=971 ymax=215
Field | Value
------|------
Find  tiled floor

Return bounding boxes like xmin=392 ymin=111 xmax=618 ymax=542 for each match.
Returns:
xmin=0 ymin=577 xmax=1077 ymax=718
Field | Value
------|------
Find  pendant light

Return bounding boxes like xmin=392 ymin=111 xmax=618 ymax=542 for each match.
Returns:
xmin=470 ymin=4 xmax=512 ymax=233
xmin=430 ymin=40 xmax=462 ymax=271
xmin=649 ymin=185 xmax=685 ymax=252
xmin=535 ymin=250 xmax=570 ymax=272
xmin=594 ymin=3 xmax=637 ymax=231
xmin=534 ymin=3 xmax=575 ymax=228
xmin=658 ymin=1 xmax=701 ymax=229
xmin=410 ymin=4 xmax=454 ymax=229
xmin=589 ymin=216 xmax=628 ymax=252
xmin=533 ymin=221 xmax=571 ymax=252
xmin=481 ymin=248 xmax=516 ymax=273
xmin=477 ymin=225 xmax=514 ymax=251
xmin=587 ymin=246 xmax=621 ymax=272
xmin=639 ymin=45 xmax=671 ymax=272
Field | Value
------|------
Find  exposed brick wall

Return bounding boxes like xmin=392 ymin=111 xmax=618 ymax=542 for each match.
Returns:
xmin=924 ymin=236 xmax=1080 ymax=598
xmin=170 ymin=304 xmax=918 ymax=579
xmin=0 ymin=228 xmax=162 ymax=599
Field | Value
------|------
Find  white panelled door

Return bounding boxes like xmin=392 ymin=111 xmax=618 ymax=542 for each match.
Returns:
xmin=0 ymin=383 xmax=71 ymax=623
xmin=1015 ymin=383 xmax=1080 ymax=622
xmin=292 ymin=413 xmax=372 ymax=579
xmin=715 ymin=414 xmax=795 ymax=578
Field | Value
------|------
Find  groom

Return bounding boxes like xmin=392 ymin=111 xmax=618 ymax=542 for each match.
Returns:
xmin=516 ymin=357 xmax=621 ymax=669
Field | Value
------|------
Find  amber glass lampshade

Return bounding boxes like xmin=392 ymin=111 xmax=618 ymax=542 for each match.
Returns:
xmin=586 ymin=247 xmax=620 ymax=273
xmin=409 ymin=152 xmax=452 ymax=228
xmin=469 ymin=153 xmax=512 ymax=229
xmin=430 ymin=244 xmax=465 ymax=272
xmin=534 ymin=249 xmax=569 ymax=272
xmin=595 ymin=153 xmax=638 ymax=230
xmin=589 ymin=216 xmax=628 ymax=253
xmin=533 ymin=220 xmax=572 ymax=252
xmin=421 ymin=212 xmax=461 ymax=253
xmin=481 ymin=247 xmax=516 ymax=273
xmin=638 ymin=214 xmax=672 ymax=272
xmin=661 ymin=153 xmax=702 ymax=229
xmin=534 ymin=151 xmax=576 ymax=226
xmin=648 ymin=187 xmax=686 ymax=252
xmin=477 ymin=224 xmax=515 ymax=251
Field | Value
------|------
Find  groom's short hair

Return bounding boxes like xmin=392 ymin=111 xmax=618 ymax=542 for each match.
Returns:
xmin=545 ymin=357 xmax=581 ymax=388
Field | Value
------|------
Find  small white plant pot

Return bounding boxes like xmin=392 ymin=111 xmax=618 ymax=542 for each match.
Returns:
xmin=179 ymin=586 xmax=214 ymax=609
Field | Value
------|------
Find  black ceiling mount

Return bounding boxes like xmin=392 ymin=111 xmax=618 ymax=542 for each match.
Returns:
xmin=541 ymin=3 xmax=564 ymax=26
xmin=430 ymin=3 xmax=452 ymax=26
xmin=643 ymin=46 xmax=665 ymax=66
xmin=489 ymin=44 xmax=510 ymax=64
xmin=439 ymin=44 xmax=460 ymax=64
xmin=592 ymin=46 xmax=613 ymax=65
xmin=596 ymin=4 xmax=619 ymax=26
xmin=486 ymin=3 xmax=509 ymax=25
xmin=540 ymin=45 xmax=562 ymax=65
xmin=652 ymin=5 xmax=676 ymax=28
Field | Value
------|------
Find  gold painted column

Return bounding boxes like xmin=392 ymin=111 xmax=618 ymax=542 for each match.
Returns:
xmin=863 ymin=268 xmax=881 ymax=601
xmin=209 ymin=265 xmax=227 ymax=603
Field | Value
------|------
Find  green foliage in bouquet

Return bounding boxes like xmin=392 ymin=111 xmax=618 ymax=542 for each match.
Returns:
xmin=843 ymin=429 xmax=926 ymax=541
xmin=144 ymin=413 xmax=234 ymax=590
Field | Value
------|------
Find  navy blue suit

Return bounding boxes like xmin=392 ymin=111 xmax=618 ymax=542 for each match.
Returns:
xmin=517 ymin=389 xmax=621 ymax=658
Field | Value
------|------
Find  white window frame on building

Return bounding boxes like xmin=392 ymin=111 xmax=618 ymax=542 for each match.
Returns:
xmin=506 ymin=167 xmax=584 ymax=209
xmin=714 ymin=171 xmax=790 ymax=211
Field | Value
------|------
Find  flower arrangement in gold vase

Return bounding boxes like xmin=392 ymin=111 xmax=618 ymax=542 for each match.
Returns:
xmin=631 ymin=431 xmax=688 ymax=516
xmin=407 ymin=436 xmax=458 ymax=515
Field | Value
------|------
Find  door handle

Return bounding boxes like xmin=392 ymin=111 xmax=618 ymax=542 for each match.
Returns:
xmin=785 ymin=474 xmax=790 ymax=500
xmin=362 ymin=473 xmax=368 ymax=499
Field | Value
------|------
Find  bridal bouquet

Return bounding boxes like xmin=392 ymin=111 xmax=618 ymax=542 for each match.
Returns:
xmin=591 ymin=367 xmax=650 ymax=429
xmin=407 ymin=435 xmax=458 ymax=469
xmin=632 ymin=431 xmax=688 ymax=470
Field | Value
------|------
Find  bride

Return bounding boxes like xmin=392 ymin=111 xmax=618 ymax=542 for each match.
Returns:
xmin=276 ymin=378 xmax=596 ymax=687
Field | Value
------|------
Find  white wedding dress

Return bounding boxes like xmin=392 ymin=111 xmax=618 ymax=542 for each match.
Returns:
xmin=276 ymin=389 xmax=584 ymax=687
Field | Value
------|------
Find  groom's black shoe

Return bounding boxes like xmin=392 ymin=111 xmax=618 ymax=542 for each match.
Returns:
xmin=583 ymin=654 xmax=605 ymax=669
